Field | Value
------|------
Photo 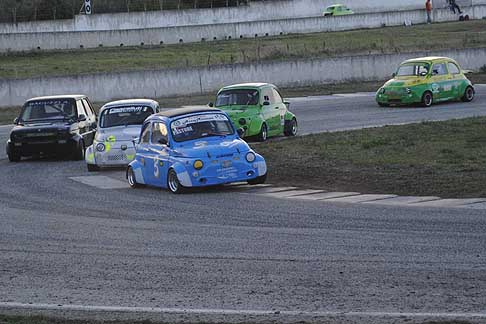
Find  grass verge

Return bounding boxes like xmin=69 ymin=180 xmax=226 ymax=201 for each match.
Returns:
xmin=258 ymin=117 xmax=486 ymax=198
xmin=0 ymin=20 xmax=485 ymax=79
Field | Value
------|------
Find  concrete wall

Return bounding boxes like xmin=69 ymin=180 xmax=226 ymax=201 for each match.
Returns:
xmin=0 ymin=0 xmax=430 ymax=34
xmin=1 ymin=48 xmax=485 ymax=107
xmin=2 ymin=5 xmax=486 ymax=53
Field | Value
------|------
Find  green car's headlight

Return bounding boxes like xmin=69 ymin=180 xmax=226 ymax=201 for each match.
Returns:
xmin=379 ymin=88 xmax=386 ymax=94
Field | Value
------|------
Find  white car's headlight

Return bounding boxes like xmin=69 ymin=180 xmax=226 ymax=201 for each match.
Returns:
xmin=246 ymin=152 xmax=256 ymax=162
xmin=96 ymin=143 xmax=106 ymax=152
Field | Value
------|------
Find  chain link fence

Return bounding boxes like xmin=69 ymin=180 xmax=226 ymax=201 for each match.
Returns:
xmin=0 ymin=0 xmax=250 ymax=24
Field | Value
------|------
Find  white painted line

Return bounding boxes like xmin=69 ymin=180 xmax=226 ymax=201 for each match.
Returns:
xmin=458 ymin=202 xmax=486 ymax=209
xmin=323 ymin=194 xmax=397 ymax=203
xmin=69 ymin=176 xmax=128 ymax=189
xmin=363 ymin=196 xmax=441 ymax=206
xmin=245 ymin=186 xmax=298 ymax=194
xmin=410 ymin=198 xmax=486 ymax=208
xmin=299 ymin=192 xmax=361 ymax=200
xmin=1 ymin=302 xmax=486 ymax=319
xmin=262 ymin=189 xmax=325 ymax=198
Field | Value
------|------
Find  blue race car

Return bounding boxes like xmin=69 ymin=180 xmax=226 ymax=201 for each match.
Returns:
xmin=126 ymin=107 xmax=267 ymax=193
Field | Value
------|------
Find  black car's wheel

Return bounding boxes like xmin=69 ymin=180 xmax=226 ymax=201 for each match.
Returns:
xmin=167 ymin=169 xmax=185 ymax=194
xmin=461 ymin=86 xmax=475 ymax=102
xmin=87 ymin=164 xmax=100 ymax=172
xmin=257 ymin=123 xmax=268 ymax=142
xmin=72 ymin=140 xmax=85 ymax=160
xmin=421 ymin=91 xmax=433 ymax=107
xmin=248 ymin=173 xmax=267 ymax=185
xmin=284 ymin=118 xmax=298 ymax=137
xmin=127 ymin=167 xmax=141 ymax=188
xmin=8 ymin=149 xmax=21 ymax=162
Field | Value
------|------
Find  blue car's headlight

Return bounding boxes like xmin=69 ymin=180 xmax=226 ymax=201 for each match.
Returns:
xmin=246 ymin=152 xmax=256 ymax=162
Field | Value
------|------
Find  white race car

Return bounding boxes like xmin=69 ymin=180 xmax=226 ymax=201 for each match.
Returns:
xmin=85 ymin=99 xmax=159 ymax=171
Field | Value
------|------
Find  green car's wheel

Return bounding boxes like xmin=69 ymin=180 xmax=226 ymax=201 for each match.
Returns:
xmin=248 ymin=173 xmax=267 ymax=185
xmin=284 ymin=118 xmax=298 ymax=137
xmin=461 ymin=86 xmax=475 ymax=102
xmin=378 ymin=102 xmax=389 ymax=107
xmin=257 ymin=123 xmax=268 ymax=142
xmin=421 ymin=91 xmax=433 ymax=107
xmin=87 ymin=164 xmax=100 ymax=172
xmin=167 ymin=169 xmax=186 ymax=194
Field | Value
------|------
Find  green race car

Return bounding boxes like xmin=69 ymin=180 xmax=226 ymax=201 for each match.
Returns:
xmin=211 ymin=83 xmax=298 ymax=142
xmin=376 ymin=56 xmax=475 ymax=107
xmin=323 ymin=4 xmax=354 ymax=16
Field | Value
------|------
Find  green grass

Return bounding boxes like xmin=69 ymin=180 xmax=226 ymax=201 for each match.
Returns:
xmin=1 ymin=20 xmax=486 ymax=79
xmin=257 ymin=117 xmax=486 ymax=198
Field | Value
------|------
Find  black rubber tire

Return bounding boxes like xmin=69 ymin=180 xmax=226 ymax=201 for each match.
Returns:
xmin=284 ymin=118 xmax=298 ymax=137
xmin=421 ymin=91 xmax=433 ymax=107
xmin=248 ymin=173 xmax=267 ymax=185
xmin=8 ymin=150 xmax=21 ymax=162
xmin=87 ymin=164 xmax=100 ymax=172
xmin=461 ymin=86 xmax=475 ymax=102
xmin=378 ymin=102 xmax=390 ymax=107
xmin=167 ymin=169 xmax=186 ymax=194
xmin=256 ymin=123 xmax=268 ymax=142
xmin=127 ymin=167 xmax=141 ymax=188
xmin=72 ymin=140 xmax=85 ymax=161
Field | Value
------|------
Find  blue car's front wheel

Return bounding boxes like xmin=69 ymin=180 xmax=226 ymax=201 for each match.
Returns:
xmin=248 ymin=173 xmax=267 ymax=185
xmin=168 ymin=169 xmax=186 ymax=194
xmin=127 ymin=167 xmax=141 ymax=188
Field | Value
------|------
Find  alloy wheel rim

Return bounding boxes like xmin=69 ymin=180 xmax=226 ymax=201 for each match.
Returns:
xmin=168 ymin=172 xmax=179 ymax=192
xmin=467 ymin=88 xmax=474 ymax=100
xmin=128 ymin=169 xmax=135 ymax=186
xmin=262 ymin=126 xmax=267 ymax=140
xmin=292 ymin=121 xmax=297 ymax=135
xmin=425 ymin=94 xmax=432 ymax=106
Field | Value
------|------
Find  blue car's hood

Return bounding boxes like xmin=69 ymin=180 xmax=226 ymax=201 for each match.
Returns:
xmin=173 ymin=137 xmax=250 ymax=158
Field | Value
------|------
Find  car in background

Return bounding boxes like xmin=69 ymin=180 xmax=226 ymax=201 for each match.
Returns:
xmin=376 ymin=56 xmax=475 ymax=107
xmin=85 ymin=99 xmax=159 ymax=171
xmin=127 ymin=107 xmax=267 ymax=194
xmin=210 ymin=83 xmax=297 ymax=142
xmin=7 ymin=95 xmax=97 ymax=162
xmin=323 ymin=4 xmax=354 ymax=16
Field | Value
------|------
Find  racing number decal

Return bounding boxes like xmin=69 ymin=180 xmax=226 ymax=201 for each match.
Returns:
xmin=432 ymin=83 xmax=439 ymax=93
xmin=154 ymin=159 xmax=160 ymax=178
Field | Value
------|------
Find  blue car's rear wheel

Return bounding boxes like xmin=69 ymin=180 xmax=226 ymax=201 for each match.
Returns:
xmin=168 ymin=169 xmax=186 ymax=194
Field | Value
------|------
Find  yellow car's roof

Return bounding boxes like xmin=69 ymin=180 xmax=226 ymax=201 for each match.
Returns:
xmin=402 ymin=56 xmax=456 ymax=64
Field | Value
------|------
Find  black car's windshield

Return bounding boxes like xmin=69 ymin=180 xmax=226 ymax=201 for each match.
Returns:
xmin=215 ymin=89 xmax=259 ymax=107
xmin=20 ymin=99 xmax=76 ymax=122
xmin=171 ymin=113 xmax=234 ymax=142
xmin=100 ymin=106 xmax=154 ymax=128
xmin=396 ymin=63 xmax=430 ymax=77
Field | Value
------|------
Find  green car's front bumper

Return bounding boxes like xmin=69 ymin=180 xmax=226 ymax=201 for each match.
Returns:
xmin=376 ymin=87 xmax=423 ymax=106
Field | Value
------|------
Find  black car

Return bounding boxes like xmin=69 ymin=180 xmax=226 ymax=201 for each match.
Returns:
xmin=7 ymin=95 xmax=97 ymax=162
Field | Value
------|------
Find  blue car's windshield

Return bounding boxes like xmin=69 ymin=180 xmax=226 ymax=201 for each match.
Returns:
xmin=170 ymin=113 xmax=234 ymax=142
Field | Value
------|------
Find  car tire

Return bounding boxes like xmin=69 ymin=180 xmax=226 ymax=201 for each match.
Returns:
xmin=248 ymin=173 xmax=267 ymax=185
xmin=378 ymin=102 xmax=390 ymax=107
xmin=257 ymin=123 xmax=268 ymax=142
xmin=284 ymin=118 xmax=298 ymax=137
xmin=8 ymin=149 xmax=21 ymax=162
xmin=127 ymin=166 xmax=141 ymax=188
xmin=87 ymin=164 xmax=100 ymax=172
xmin=461 ymin=86 xmax=475 ymax=102
xmin=167 ymin=169 xmax=186 ymax=194
xmin=421 ymin=91 xmax=433 ymax=107
xmin=72 ymin=140 xmax=85 ymax=161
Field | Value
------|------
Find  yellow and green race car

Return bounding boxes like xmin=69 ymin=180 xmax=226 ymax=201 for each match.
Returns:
xmin=376 ymin=57 xmax=475 ymax=107
xmin=323 ymin=4 xmax=354 ymax=16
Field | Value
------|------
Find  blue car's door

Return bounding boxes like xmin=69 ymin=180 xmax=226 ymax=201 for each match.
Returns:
xmin=149 ymin=121 xmax=171 ymax=188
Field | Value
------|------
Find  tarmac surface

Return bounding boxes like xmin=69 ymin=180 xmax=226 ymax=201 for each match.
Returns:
xmin=1 ymin=89 xmax=486 ymax=323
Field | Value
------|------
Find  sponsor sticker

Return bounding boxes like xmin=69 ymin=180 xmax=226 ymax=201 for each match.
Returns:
xmin=109 ymin=106 xmax=147 ymax=114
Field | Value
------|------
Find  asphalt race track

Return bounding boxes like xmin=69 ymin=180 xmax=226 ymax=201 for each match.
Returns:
xmin=1 ymin=88 xmax=486 ymax=323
